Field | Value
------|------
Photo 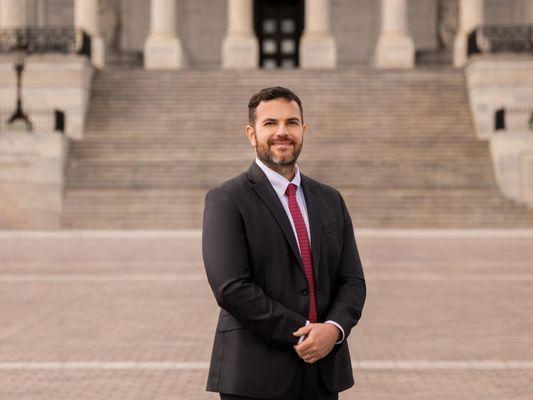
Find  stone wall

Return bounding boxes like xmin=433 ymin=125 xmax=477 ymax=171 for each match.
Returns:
xmin=0 ymin=130 xmax=67 ymax=229
xmin=120 ymin=0 xmax=149 ymax=54
xmin=330 ymin=0 xmax=380 ymax=66
xmin=408 ymin=0 xmax=438 ymax=50
xmin=179 ymin=0 xmax=226 ymax=68
xmin=42 ymin=0 xmax=74 ymax=27
xmin=484 ymin=0 xmax=532 ymax=24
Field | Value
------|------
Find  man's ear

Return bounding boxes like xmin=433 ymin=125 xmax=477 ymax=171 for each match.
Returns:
xmin=302 ymin=123 xmax=308 ymax=137
xmin=246 ymin=124 xmax=256 ymax=147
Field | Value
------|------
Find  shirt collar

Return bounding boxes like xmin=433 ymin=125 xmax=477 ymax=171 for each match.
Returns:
xmin=255 ymin=158 xmax=301 ymax=197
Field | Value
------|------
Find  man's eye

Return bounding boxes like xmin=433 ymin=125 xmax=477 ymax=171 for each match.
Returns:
xmin=265 ymin=121 xmax=274 ymax=126
xmin=289 ymin=121 xmax=298 ymax=125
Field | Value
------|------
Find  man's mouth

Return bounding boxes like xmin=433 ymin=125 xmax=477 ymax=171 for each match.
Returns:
xmin=271 ymin=141 xmax=294 ymax=146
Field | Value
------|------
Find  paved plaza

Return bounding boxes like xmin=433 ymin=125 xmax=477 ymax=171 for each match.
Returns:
xmin=0 ymin=230 xmax=532 ymax=400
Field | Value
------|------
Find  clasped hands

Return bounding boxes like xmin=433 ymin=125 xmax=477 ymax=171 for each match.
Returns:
xmin=292 ymin=323 xmax=340 ymax=364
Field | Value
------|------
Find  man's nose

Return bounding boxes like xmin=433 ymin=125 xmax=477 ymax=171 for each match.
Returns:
xmin=276 ymin=123 xmax=290 ymax=136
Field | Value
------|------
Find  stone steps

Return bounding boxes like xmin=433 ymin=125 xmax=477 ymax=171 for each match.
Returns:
xmin=64 ymin=160 xmax=494 ymax=189
xmin=61 ymin=67 xmax=533 ymax=228
xmin=61 ymin=187 xmax=533 ymax=229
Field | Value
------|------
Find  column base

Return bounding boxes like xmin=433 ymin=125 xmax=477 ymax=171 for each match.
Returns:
xmin=300 ymin=34 xmax=337 ymax=69
xmin=375 ymin=34 xmax=415 ymax=69
xmin=222 ymin=33 xmax=258 ymax=69
xmin=144 ymin=34 xmax=186 ymax=70
xmin=453 ymin=32 xmax=468 ymax=68
xmin=91 ymin=36 xmax=105 ymax=69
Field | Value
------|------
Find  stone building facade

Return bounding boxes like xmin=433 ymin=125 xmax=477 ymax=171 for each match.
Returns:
xmin=1 ymin=0 xmax=532 ymax=70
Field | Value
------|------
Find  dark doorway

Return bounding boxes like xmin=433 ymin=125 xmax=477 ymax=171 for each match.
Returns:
xmin=254 ymin=0 xmax=305 ymax=69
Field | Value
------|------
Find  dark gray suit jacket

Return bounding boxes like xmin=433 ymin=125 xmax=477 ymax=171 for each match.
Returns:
xmin=202 ymin=161 xmax=366 ymax=398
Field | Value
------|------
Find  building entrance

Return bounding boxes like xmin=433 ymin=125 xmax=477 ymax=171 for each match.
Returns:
xmin=254 ymin=0 xmax=304 ymax=69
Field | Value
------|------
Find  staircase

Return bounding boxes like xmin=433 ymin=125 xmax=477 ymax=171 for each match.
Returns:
xmin=61 ymin=68 xmax=533 ymax=229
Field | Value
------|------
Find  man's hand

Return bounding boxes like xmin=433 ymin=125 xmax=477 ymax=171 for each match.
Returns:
xmin=292 ymin=323 xmax=341 ymax=364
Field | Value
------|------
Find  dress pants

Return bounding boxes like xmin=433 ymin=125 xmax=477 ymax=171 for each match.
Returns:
xmin=219 ymin=359 xmax=339 ymax=400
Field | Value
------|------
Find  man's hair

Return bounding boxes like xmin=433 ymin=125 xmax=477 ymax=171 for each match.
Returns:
xmin=248 ymin=86 xmax=304 ymax=127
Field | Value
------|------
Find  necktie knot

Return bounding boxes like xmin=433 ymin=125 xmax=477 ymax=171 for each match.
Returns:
xmin=285 ymin=183 xmax=297 ymax=197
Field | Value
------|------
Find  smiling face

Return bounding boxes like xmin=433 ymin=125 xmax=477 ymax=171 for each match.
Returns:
xmin=246 ymin=98 xmax=307 ymax=170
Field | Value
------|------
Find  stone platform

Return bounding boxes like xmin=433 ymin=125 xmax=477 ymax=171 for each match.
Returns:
xmin=0 ymin=230 xmax=532 ymax=399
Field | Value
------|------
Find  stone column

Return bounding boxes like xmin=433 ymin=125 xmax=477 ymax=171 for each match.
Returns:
xmin=144 ymin=0 xmax=185 ymax=69
xmin=74 ymin=0 xmax=105 ymax=68
xmin=300 ymin=0 xmax=336 ymax=69
xmin=453 ymin=0 xmax=484 ymax=68
xmin=222 ymin=0 xmax=258 ymax=69
xmin=0 ymin=0 xmax=27 ymax=28
xmin=375 ymin=0 xmax=415 ymax=69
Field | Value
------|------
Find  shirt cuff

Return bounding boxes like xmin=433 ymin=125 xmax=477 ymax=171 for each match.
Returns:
xmin=324 ymin=320 xmax=345 ymax=344
xmin=297 ymin=320 xmax=310 ymax=344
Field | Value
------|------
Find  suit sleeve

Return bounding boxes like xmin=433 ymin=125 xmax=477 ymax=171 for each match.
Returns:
xmin=325 ymin=193 xmax=366 ymax=343
xmin=202 ymin=186 xmax=308 ymax=349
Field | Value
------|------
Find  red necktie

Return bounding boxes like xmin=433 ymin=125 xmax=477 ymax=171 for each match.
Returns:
xmin=285 ymin=183 xmax=317 ymax=323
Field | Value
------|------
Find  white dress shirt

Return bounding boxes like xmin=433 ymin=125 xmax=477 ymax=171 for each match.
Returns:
xmin=255 ymin=158 xmax=345 ymax=345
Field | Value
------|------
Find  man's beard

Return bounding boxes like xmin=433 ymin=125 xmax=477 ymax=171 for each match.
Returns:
xmin=254 ymin=132 xmax=303 ymax=169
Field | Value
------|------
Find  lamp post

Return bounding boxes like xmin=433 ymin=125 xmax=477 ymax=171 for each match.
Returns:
xmin=6 ymin=30 xmax=32 ymax=132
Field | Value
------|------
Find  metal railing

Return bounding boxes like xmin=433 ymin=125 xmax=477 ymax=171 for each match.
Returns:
xmin=0 ymin=109 xmax=65 ymax=134
xmin=495 ymin=107 xmax=533 ymax=132
xmin=0 ymin=27 xmax=90 ymax=56
xmin=468 ymin=25 xmax=533 ymax=56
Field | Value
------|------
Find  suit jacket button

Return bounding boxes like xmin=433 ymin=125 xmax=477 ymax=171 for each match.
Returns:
xmin=301 ymin=289 xmax=309 ymax=296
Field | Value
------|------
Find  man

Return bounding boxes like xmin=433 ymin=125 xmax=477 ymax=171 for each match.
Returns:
xmin=202 ymin=87 xmax=366 ymax=400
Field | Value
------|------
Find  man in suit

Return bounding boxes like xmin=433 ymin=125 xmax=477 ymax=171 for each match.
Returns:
xmin=202 ymin=86 xmax=366 ymax=400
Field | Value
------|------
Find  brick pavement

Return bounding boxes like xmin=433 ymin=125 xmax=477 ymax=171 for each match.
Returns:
xmin=0 ymin=230 xmax=532 ymax=400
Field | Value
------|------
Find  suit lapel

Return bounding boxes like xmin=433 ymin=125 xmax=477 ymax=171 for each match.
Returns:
xmin=247 ymin=162 xmax=304 ymax=270
xmin=301 ymin=174 xmax=322 ymax=281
